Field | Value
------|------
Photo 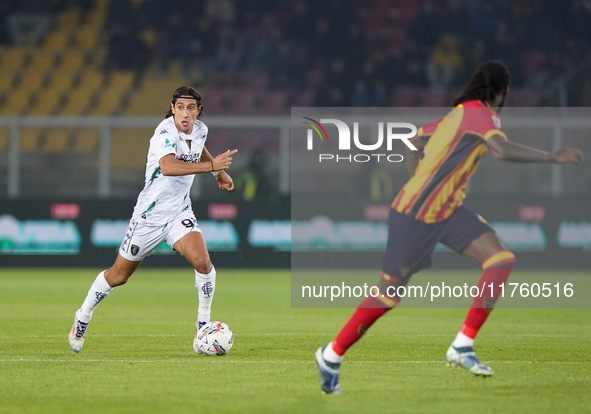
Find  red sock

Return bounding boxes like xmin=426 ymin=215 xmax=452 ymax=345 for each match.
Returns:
xmin=332 ymin=296 xmax=392 ymax=355
xmin=460 ymin=251 xmax=515 ymax=339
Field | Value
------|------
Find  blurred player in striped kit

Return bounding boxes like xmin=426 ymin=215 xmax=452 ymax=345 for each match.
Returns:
xmin=315 ymin=60 xmax=584 ymax=394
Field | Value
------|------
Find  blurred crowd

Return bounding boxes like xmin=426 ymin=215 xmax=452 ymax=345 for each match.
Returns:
xmin=2 ymin=0 xmax=591 ymax=106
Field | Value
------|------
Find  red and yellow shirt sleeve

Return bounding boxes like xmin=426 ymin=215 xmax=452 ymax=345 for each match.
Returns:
xmin=417 ymin=118 xmax=443 ymax=145
xmin=460 ymin=100 xmax=506 ymax=142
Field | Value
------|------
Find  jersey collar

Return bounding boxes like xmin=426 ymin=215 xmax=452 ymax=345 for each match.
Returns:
xmin=457 ymin=100 xmax=490 ymax=108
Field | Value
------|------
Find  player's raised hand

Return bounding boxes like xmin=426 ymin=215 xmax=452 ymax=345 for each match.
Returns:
xmin=212 ymin=149 xmax=238 ymax=171
xmin=216 ymin=173 xmax=234 ymax=191
xmin=555 ymin=147 xmax=584 ymax=166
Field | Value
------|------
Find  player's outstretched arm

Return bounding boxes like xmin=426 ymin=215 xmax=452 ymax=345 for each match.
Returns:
xmin=487 ymin=135 xmax=584 ymax=166
xmin=159 ymin=149 xmax=238 ymax=176
xmin=406 ymin=135 xmax=425 ymax=176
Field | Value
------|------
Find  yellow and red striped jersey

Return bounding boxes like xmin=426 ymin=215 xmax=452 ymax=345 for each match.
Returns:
xmin=392 ymin=100 xmax=505 ymax=223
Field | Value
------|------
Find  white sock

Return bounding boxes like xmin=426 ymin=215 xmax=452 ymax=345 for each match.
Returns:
xmin=79 ymin=271 xmax=112 ymax=322
xmin=452 ymin=332 xmax=475 ymax=349
xmin=195 ymin=266 xmax=216 ymax=325
xmin=322 ymin=342 xmax=343 ymax=364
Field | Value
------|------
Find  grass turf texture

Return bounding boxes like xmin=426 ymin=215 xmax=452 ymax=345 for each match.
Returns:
xmin=0 ymin=269 xmax=589 ymax=414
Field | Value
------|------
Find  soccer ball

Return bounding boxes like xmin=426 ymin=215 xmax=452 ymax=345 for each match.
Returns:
xmin=194 ymin=321 xmax=234 ymax=356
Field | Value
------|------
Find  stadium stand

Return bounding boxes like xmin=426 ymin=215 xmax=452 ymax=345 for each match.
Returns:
xmin=0 ymin=0 xmax=590 ymax=199
xmin=0 ymin=0 xmax=589 ymax=118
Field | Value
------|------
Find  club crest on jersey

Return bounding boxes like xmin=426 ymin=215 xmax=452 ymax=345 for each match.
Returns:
xmin=492 ymin=116 xmax=502 ymax=130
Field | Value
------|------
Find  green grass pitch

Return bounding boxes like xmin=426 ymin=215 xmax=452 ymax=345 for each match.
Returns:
xmin=0 ymin=268 xmax=589 ymax=414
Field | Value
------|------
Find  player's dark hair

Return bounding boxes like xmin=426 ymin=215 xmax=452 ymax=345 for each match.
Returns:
xmin=165 ymin=86 xmax=203 ymax=119
xmin=451 ymin=60 xmax=511 ymax=107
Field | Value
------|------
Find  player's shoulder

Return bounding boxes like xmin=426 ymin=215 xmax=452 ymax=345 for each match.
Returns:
xmin=486 ymin=107 xmax=502 ymax=129
xmin=153 ymin=116 xmax=178 ymax=137
xmin=419 ymin=117 xmax=444 ymax=136
xmin=460 ymin=102 xmax=502 ymax=131
xmin=193 ymin=119 xmax=208 ymax=135
xmin=474 ymin=106 xmax=502 ymax=130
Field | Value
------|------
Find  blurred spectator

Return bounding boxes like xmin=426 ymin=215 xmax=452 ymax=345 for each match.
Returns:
xmin=138 ymin=0 xmax=168 ymax=30
xmin=193 ymin=18 xmax=221 ymax=81
xmin=470 ymin=0 xmax=504 ymax=40
xmin=351 ymin=81 xmax=371 ymax=107
xmin=343 ymin=25 xmax=365 ymax=69
xmin=426 ymin=34 xmax=463 ymax=90
xmin=309 ymin=17 xmax=339 ymax=61
xmin=7 ymin=0 xmax=54 ymax=46
xmin=409 ymin=1 xmax=442 ymax=51
xmin=489 ymin=23 xmax=523 ymax=85
xmin=520 ymin=48 xmax=550 ymax=90
xmin=205 ymin=0 xmax=236 ymax=25
xmin=288 ymin=1 xmax=316 ymax=44
xmin=107 ymin=22 xmax=149 ymax=72
xmin=314 ymin=58 xmax=353 ymax=106
xmin=268 ymin=42 xmax=308 ymax=90
xmin=105 ymin=0 xmax=134 ymax=31
xmin=157 ymin=11 xmax=197 ymax=77
xmin=214 ymin=26 xmax=244 ymax=84
xmin=442 ymin=0 xmax=473 ymax=40
xmin=462 ymin=39 xmax=487 ymax=81
xmin=233 ymin=150 xmax=275 ymax=202
xmin=564 ymin=0 xmax=591 ymax=53
xmin=352 ymin=58 xmax=388 ymax=106
xmin=398 ymin=41 xmax=428 ymax=87
xmin=0 ymin=1 xmax=17 ymax=45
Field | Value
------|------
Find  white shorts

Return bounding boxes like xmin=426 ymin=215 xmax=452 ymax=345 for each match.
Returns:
xmin=119 ymin=209 xmax=202 ymax=261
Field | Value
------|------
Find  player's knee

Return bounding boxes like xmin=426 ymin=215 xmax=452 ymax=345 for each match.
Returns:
xmin=377 ymin=271 xmax=410 ymax=307
xmin=105 ymin=268 xmax=132 ymax=287
xmin=481 ymin=249 xmax=516 ymax=270
xmin=193 ymin=257 xmax=212 ymax=275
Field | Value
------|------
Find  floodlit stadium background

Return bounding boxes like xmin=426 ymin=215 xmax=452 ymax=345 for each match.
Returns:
xmin=0 ymin=0 xmax=590 ymax=268
xmin=0 ymin=3 xmax=590 ymax=414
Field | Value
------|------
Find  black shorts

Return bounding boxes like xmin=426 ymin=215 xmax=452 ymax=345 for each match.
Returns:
xmin=381 ymin=205 xmax=493 ymax=281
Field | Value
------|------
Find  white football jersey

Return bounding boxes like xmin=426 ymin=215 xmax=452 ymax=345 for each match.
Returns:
xmin=132 ymin=116 xmax=208 ymax=225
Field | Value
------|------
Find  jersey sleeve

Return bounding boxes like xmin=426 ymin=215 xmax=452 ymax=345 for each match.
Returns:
xmin=151 ymin=126 xmax=178 ymax=160
xmin=417 ymin=118 xmax=443 ymax=144
xmin=468 ymin=109 xmax=506 ymax=141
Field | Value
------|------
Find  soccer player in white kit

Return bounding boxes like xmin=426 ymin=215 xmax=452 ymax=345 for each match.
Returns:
xmin=69 ymin=86 xmax=238 ymax=353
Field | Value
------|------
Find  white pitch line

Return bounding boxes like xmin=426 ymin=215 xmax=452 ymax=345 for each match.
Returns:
xmin=0 ymin=333 xmax=588 ymax=339
xmin=0 ymin=333 xmax=329 ymax=338
xmin=0 ymin=359 xmax=586 ymax=365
